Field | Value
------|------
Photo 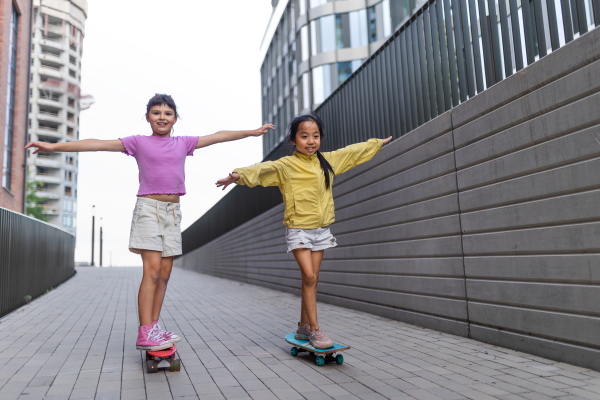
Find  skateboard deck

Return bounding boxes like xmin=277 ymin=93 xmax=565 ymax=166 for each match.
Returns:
xmin=285 ymin=333 xmax=350 ymax=366
xmin=145 ymin=344 xmax=180 ymax=373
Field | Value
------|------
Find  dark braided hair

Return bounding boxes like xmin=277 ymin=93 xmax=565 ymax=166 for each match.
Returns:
xmin=287 ymin=113 xmax=336 ymax=190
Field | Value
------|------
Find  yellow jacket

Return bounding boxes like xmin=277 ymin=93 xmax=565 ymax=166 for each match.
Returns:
xmin=234 ymin=139 xmax=383 ymax=229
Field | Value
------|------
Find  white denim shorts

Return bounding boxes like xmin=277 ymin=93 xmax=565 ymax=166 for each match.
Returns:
xmin=286 ymin=226 xmax=337 ymax=252
xmin=129 ymin=197 xmax=183 ymax=258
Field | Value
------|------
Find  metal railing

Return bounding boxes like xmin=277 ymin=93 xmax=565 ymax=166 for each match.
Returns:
xmin=0 ymin=207 xmax=75 ymax=318
xmin=181 ymin=0 xmax=598 ymax=256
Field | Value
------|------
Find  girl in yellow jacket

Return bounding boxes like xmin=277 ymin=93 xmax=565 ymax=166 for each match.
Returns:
xmin=217 ymin=114 xmax=391 ymax=349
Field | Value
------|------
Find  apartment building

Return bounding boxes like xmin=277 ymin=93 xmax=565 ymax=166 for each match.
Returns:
xmin=0 ymin=0 xmax=33 ymax=212
xmin=28 ymin=0 xmax=89 ymax=235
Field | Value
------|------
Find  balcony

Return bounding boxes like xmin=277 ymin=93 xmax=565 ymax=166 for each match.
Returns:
xmin=36 ymin=189 xmax=60 ymax=200
xmin=39 ymin=37 xmax=64 ymax=52
xmin=38 ymin=204 xmax=60 ymax=215
xmin=39 ymin=65 xmax=62 ymax=79
xmin=37 ymin=111 xmax=61 ymax=123
xmin=37 ymin=96 xmax=63 ymax=108
xmin=40 ymin=51 xmax=64 ymax=65
xmin=36 ymin=126 xmax=62 ymax=139
xmin=36 ymin=174 xmax=61 ymax=185
xmin=35 ymin=156 xmax=61 ymax=169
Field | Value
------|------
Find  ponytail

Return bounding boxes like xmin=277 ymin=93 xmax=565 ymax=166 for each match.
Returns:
xmin=316 ymin=150 xmax=335 ymax=190
xmin=287 ymin=113 xmax=336 ymax=190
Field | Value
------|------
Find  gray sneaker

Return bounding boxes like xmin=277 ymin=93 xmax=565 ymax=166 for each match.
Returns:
xmin=310 ymin=329 xmax=334 ymax=349
xmin=295 ymin=322 xmax=311 ymax=340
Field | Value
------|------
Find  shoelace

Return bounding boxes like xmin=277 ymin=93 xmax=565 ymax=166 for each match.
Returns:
xmin=312 ymin=329 xmax=328 ymax=340
xmin=147 ymin=325 xmax=163 ymax=343
xmin=156 ymin=323 xmax=174 ymax=338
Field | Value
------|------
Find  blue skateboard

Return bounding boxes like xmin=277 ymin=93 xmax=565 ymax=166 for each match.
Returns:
xmin=285 ymin=333 xmax=350 ymax=366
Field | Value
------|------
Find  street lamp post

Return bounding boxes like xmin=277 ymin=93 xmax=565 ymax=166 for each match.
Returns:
xmin=100 ymin=218 xmax=103 ymax=267
xmin=91 ymin=205 xmax=95 ymax=266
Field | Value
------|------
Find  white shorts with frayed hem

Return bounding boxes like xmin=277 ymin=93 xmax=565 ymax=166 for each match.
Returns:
xmin=129 ymin=197 xmax=182 ymax=258
xmin=286 ymin=227 xmax=337 ymax=252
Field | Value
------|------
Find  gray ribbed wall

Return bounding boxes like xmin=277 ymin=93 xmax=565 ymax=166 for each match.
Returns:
xmin=175 ymin=28 xmax=600 ymax=370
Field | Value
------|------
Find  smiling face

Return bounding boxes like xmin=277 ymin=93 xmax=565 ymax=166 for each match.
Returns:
xmin=146 ymin=104 xmax=177 ymax=136
xmin=291 ymin=120 xmax=321 ymax=156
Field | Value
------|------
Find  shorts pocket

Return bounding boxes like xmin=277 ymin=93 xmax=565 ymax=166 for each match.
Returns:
xmin=132 ymin=204 xmax=158 ymax=238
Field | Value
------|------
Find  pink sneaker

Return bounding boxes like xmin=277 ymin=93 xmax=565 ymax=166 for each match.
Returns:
xmin=152 ymin=320 xmax=181 ymax=344
xmin=310 ymin=328 xmax=334 ymax=349
xmin=295 ymin=322 xmax=311 ymax=340
xmin=136 ymin=324 xmax=173 ymax=351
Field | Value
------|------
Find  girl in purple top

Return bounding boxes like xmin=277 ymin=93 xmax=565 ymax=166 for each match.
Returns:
xmin=26 ymin=94 xmax=273 ymax=351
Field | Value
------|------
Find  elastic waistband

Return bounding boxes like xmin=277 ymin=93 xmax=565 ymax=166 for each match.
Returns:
xmin=136 ymin=196 xmax=180 ymax=210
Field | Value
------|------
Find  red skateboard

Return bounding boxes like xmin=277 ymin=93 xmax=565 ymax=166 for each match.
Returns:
xmin=145 ymin=345 xmax=180 ymax=373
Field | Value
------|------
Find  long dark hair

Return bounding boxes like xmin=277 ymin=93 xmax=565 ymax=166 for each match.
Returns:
xmin=287 ymin=113 xmax=336 ymax=190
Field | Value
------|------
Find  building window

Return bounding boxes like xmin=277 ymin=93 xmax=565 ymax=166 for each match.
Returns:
xmin=299 ymin=0 xmax=306 ymax=15
xmin=65 ymin=170 xmax=73 ymax=181
xmin=350 ymin=9 xmax=368 ymax=48
xmin=382 ymin=0 xmax=392 ymax=37
xmin=312 ymin=64 xmax=332 ymax=105
xmin=62 ymin=215 xmax=73 ymax=228
xmin=300 ymin=26 xmax=309 ymax=61
xmin=65 ymin=186 xmax=72 ymax=196
xmin=3 ymin=7 xmax=19 ymax=191
xmin=301 ymin=73 xmax=311 ymax=111
xmin=337 ymin=60 xmax=362 ymax=86
xmin=336 ymin=15 xmax=344 ymax=49
xmin=367 ymin=6 xmax=378 ymax=43
xmin=310 ymin=0 xmax=327 ymax=8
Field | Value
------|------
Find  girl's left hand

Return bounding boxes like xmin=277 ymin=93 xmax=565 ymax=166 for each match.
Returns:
xmin=216 ymin=172 xmax=240 ymax=190
xmin=382 ymin=136 xmax=393 ymax=145
xmin=252 ymin=124 xmax=275 ymax=136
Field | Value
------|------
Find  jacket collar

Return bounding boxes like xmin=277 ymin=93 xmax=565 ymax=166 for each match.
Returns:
xmin=293 ymin=151 xmax=318 ymax=161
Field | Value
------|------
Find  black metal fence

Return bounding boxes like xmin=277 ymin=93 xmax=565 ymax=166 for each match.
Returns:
xmin=0 ymin=207 xmax=75 ymax=318
xmin=181 ymin=0 xmax=598 ymax=255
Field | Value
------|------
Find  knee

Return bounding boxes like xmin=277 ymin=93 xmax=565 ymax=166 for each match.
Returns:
xmin=159 ymin=274 xmax=170 ymax=286
xmin=148 ymin=271 xmax=161 ymax=285
xmin=302 ymin=273 xmax=317 ymax=287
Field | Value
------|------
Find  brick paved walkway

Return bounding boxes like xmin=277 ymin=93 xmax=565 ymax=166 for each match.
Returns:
xmin=1 ymin=268 xmax=600 ymax=400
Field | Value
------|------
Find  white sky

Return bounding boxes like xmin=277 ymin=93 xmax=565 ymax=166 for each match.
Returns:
xmin=75 ymin=1 xmax=273 ymax=266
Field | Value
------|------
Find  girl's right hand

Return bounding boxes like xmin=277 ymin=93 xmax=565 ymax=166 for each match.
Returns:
xmin=25 ymin=141 xmax=55 ymax=154
xmin=216 ymin=172 xmax=240 ymax=190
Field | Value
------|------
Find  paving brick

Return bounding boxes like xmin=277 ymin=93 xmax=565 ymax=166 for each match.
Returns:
xmin=2 ymin=268 xmax=600 ymax=400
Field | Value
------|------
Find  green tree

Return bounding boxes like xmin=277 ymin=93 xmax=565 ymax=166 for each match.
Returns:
xmin=26 ymin=180 xmax=49 ymax=222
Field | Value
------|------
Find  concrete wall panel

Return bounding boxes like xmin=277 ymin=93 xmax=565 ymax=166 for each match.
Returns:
xmin=175 ymin=28 xmax=600 ymax=370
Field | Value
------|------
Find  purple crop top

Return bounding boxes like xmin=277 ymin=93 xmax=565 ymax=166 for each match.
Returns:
xmin=119 ymin=135 xmax=198 ymax=196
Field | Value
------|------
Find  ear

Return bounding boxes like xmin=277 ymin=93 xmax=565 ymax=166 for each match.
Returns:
xmin=145 ymin=113 xmax=150 ymax=122
xmin=173 ymin=115 xmax=178 ymax=124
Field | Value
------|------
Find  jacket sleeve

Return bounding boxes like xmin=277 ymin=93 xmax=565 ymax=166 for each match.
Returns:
xmin=324 ymin=138 xmax=383 ymax=175
xmin=233 ymin=160 xmax=284 ymax=188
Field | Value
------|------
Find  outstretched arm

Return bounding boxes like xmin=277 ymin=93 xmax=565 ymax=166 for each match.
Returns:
xmin=25 ymin=139 xmax=125 ymax=154
xmin=216 ymin=172 xmax=240 ymax=190
xmin=196 ymin=124 xmax=274 ymax=149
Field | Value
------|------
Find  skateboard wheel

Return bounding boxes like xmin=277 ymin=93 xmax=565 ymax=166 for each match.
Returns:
xmin=147 ymin=360 xmax=157 ymax=373
xmin=146 ymin=352 xmax=154 ymax=361
xmin=316 ymin=356 xmax=325 ymax=366
xmin=291 ymin=347 xmax=299 ymax=357
xmin=170 ymin=359 xmax=180 ymax=372
xmin=336 ymin=355 xmax=344 ymax=365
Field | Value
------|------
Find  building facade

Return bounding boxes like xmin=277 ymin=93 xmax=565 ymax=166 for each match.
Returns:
xmin=28 ymin=0 xmax=88 ymax=235
xmin=260 ymin=0 xmax=422 ymax=157
xmin=0 ymin=0 xmax=33 ymax=213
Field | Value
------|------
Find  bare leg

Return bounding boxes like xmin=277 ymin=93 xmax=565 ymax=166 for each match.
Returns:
xmin=293 ymin=249 xmax=325 ymax=331
xmin=300 ymin=250 xmax=324 ymax=327
xmin=138 ymin=250 xmax=163 ymax=326
xmin=151 ymin=256 xmax=174 ymax=323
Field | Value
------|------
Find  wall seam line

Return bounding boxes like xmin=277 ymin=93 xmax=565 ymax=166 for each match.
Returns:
xmin=450 ymin=109 xmax=471 ymax=338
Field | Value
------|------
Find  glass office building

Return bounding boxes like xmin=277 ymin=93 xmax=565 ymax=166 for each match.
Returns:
xmin=260 ymin=0 xmax=422 ymax=156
